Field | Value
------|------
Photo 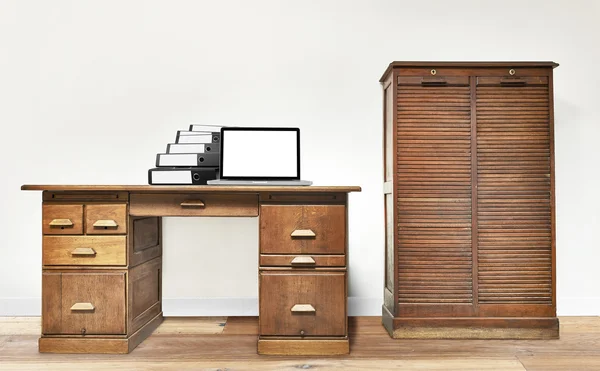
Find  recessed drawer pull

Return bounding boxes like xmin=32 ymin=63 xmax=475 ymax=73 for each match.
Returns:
xmin=93 ymin=219 xmax=118 ymax=228
xmin=71 ymin=247 xmax=96 ymax=256
xmin=180 ymin=200 xmax=205 ymax=208
xmin=49 ymin=219 xmax=73 ymax=227
xmin=421 ymin=77 xmax=447 ymax=85
xmin=70 ymin=302 xmax=95 ymax=312
xmin=291 ymin=229 xmax=316 ymax=238
xmin=291 ymin=304 xmax=316 ymax=313
xmin=291 ymin=256 xmax=316 ymax=265
xmin=500 ymin=77 xmax=527 ymax=86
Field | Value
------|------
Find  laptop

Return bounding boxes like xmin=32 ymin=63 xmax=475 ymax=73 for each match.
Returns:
xmin=207 ymin=127 xmax=313 ymax=186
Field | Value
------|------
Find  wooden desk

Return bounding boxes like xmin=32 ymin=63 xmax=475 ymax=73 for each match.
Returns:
xmin=21 ymin=185 xmax=361 ymax=355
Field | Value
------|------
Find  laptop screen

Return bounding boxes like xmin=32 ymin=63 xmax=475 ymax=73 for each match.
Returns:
xmin=220 ymin=127 xmax=300 ymax=180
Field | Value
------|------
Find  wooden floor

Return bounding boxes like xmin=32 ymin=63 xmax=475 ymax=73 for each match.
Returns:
xmin=1 ymin=316 xmax=599 ymax=370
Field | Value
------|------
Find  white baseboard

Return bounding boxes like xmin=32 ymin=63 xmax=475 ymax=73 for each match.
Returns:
xmin=0 ymin=298 xmax=40 ymax=316
xmin=0 ymin=297 xmax=383 ymax=317
xmin=2 ymin=297 xmax=597 ymax=316
xmin=557 ymin=297 xmax=600 ymax=316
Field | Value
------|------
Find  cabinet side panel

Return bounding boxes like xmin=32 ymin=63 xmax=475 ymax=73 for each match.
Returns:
xmin=383 ymin=79 xmax=395 ymax=311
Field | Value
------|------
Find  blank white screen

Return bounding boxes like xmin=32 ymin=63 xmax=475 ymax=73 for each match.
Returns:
xmin=222 ymin=130 xmax=298 ymax=178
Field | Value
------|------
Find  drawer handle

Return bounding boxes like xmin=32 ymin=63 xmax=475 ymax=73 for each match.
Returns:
xmin=500 ymin=77 xmax=527 ymax=86
xmin=180 ymin=200 xmax=205 ymax=208
xmin=93 ymin=219 xmax=118 ymax=228
xmin=70 ymin=302 xmax=95 ymax=312
xmin=291 ymin=304 xmax=316 ymax=313
xmin=291 ymin=229 xmax=316 ymax=238
xmin=421 ymin=77 xmax=447 ymax=86
xmin=71 ymin=247 xmax=96 ymax=256
xmin=49 ymin=218 xmax=73 ymax=227
xmin=291 ymin=256 xmax=316 ymax=265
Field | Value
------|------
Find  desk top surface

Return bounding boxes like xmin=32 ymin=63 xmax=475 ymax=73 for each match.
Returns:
xmin=21 ymin=184 xmax=362 ymax=193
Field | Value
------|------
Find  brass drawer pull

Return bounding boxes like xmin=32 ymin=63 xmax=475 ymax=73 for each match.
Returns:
xmin=70 ymin=302 xmax=95 ymax=312
xmin=180 ymin=200 xmax=205 ymax=208
xmin=291 ymin=256 xmax=316 ymax=265
xmin=291 ymin=229 xmax=316 ymax=238
xmin=71 ymin=247 xmax=96 ymax=256
xmin=291 ymin=304 xmax=316 ymax=313
xmin=49 ymin=219 xmax=73 ymax=227
xmin=93 ymin=219 xmax=118 ymax=228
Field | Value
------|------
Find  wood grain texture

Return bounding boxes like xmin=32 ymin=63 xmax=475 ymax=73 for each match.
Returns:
xmin=257 ymin=338 xmax=349 ymax=355
xmin=42 ymin=272 xmax=126 ymax=335
xmin=129 ymin=193 xmax=258 ymax=216
xmin=43 ymin=236 xmax=126 ymax=266
xmin=3 ymin=316 xmax=597 ymax=370
xmin=42 ymin=204 xmax=83 ymax=235
xmin=129 ymin=216 xmax=162 ymax=267
xmin=24 ymin=185 xmax=362 ymax=193
xmin=260 ymin=205 xmax=346 ymax=254
xmin=259 ymin=271 xmax=346 ymax=336
xmin=128 ymin=258 xmax=162 ymax=335
xmin=85 ymin=204 xmax=127 ymax=234
xmin=259 ymin=254 xmax=345 ymax=267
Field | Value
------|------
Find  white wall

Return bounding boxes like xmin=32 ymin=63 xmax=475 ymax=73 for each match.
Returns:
xmin=1 ymin=0 xmax=598 ymax=316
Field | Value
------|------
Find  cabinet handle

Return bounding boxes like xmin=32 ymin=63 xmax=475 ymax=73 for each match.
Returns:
xmin=421 ymin=77 xmax=447 ymax=86
xmin=71 ymin=247 xmax=96 ymax=256
xmin=291 ymin=304 xmax=316 ymax=313
xmin=180 ymin=200 xmax=205 ymax=208
xmin=70 ymin=302 xmax=95 ymax=312
xmin=291 ymin=256 xmax=316 ymax=265
xmin=49 ymin=219 xmax=73 ymax=227
xmin=291 ymin=229 xmax=316 ymax=238
xmin=500 ymin=77 xmax=526 ymax=86
xmin=93 ymin=219 xmax=118 ymax=228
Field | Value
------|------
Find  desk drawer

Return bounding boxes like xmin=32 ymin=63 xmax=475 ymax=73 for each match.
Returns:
xmin=43 ymin=236 xmax=126 ymax=266
xmin=85 ymin=204 xmax=127 ymax=234
xmin=260 ymin=205 xmax=345 ymax=254
xmin=42 ymin=272 xmax=126 ymax=335
xmin=260 ymin=254 xmax=345 ymax=268
xmin=43 ymin=204 xmax=83 ymax=235
xmin=259 ymin=271 xmax=346 ymax=336
xmin=129 ymin=193 xmax=258 ymax=216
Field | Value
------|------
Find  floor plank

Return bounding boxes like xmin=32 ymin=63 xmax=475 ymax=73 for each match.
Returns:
xmin=518 ymin=355 xmax=600 ymax=371
xmin=152 ymin=317 xmax=226 ymax=335
xmin=0 ymin=316 xmax=598 ymax=370
xmin=0 ymin=317 xmax=40 ymax=335
xmin=0 ymin=359 xmax=526 ymax=371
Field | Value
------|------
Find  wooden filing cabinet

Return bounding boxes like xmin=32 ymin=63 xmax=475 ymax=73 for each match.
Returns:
xmin=257 ymin=193 xmax=349 ymax=355
xmin=380 ymin=61 xmax=558 ymax=339
xmin=24 ymin=185 xmax=360 ymax=355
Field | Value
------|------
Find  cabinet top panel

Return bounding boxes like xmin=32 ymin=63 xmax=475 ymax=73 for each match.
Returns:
xmin=22 ymin=184 xmax=361 ymax=193
xmin=380 ymin=61 xmax=559 ymax=82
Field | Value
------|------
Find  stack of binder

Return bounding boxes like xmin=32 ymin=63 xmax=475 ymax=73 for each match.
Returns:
xmin=148 ymin=125 xmax=223 ymax=185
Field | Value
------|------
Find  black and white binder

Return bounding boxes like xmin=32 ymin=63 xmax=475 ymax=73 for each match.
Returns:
xmin=148 ymin=167 xmax=218 ymax=185
xmin=166 ymin=143 xmax=220 ymax=154
xmin=156 ymin=152 xmax=220 ymax=167
xmin=189 ymin=124 xmax=223 ymax=132
xmin=175 ymin=131 xmax=220 ymax=144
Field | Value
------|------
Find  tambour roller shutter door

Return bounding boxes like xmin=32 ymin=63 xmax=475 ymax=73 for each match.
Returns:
xmin=476 ymin=77 xmax=552 ymax=306
xmin=396 ymin=76 xmax=474 ymax=310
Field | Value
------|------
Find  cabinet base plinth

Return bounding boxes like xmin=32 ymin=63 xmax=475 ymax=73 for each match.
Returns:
xmin=383 ymin=305 xmax=559 ymax=339
xmin=39 ymin=312 xmax=163 ymax=354
xmin=258 ymin=337 xmax=349 ymax=355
